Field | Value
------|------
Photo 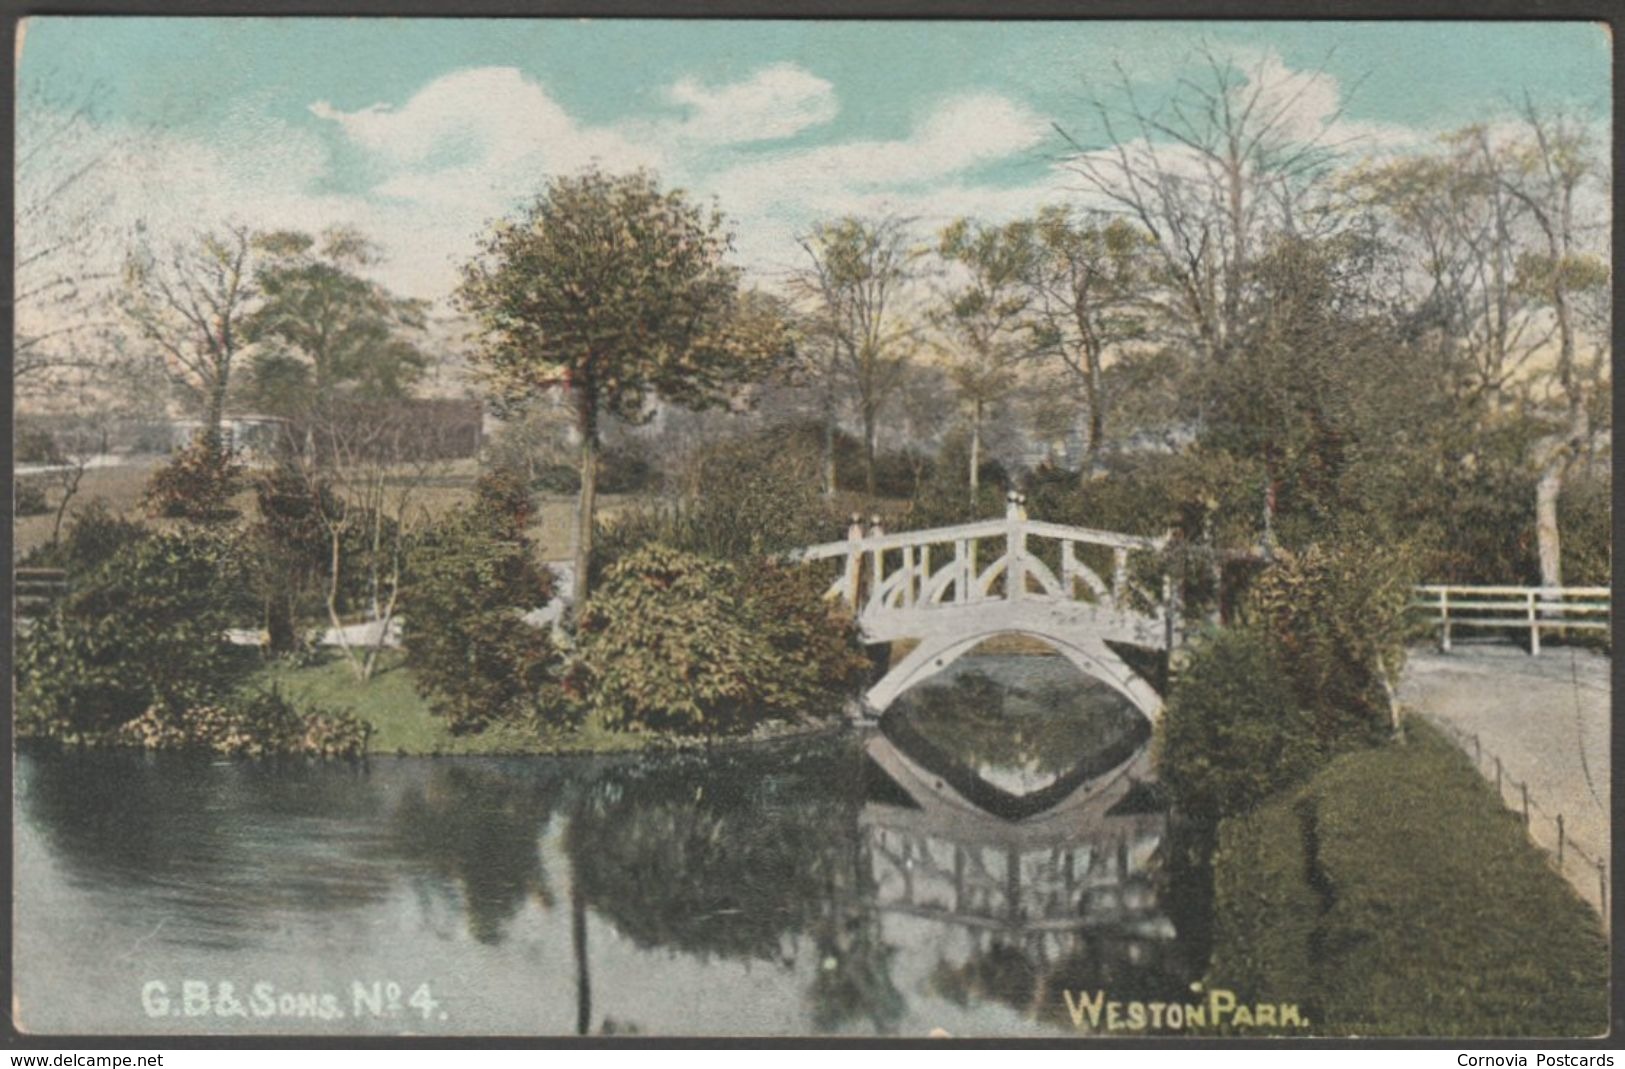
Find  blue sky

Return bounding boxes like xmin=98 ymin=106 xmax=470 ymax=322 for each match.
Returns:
xmin=17 ymin=18 xmax=1612 ymax=301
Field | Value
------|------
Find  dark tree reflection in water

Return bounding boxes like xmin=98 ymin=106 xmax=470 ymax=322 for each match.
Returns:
xmin=15 ymin=656 xmax=1198 ymax=1035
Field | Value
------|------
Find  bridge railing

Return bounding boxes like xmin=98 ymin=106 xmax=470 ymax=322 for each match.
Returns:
xmin=793 ymin=500 xmax=1169 ymax=621
xmin=1411 ymin=584 xmax=1610 ymax=654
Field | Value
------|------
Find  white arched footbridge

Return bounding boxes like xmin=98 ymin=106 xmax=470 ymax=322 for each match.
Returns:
xmin=794 ymin=495 xmax=1176 ymax=721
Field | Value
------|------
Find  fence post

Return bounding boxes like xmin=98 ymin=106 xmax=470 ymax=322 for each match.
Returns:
xmin=1527 ymin=589 xmax=1540 ymax=655
xmin=1006 ymin=492 xmax=1025 ymax=602
xmin=1473 ymin=733 xmax=1481 ymax=767
xmin=1495 ymin=756 xmax=1503 ymax=798
xmin=845 ymin=515 xmax=864 ymax=606
xmin=1557 ymin=814 xmax=1565 ymax=866
xmin=1439 ymin=587 xmax=1452 ymax=652
xmin=1599 ymin=860 xmax=1608 ymax=921
xmin=1520 ymin=781 xmax=1530 ymax=827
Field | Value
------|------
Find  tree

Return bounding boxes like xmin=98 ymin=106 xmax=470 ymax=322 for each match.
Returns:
xmin=793 ymin=216 xmax=924 ymax=495
xmin=15 ymin=76 xmax=125 ymax=393
xmin=457 ymin=167 xmax=787 ymax=601
xmin=246 ymin=227 xmax=430 ymax=405
xmin=932 ymin=218 xmax=1040 ymax=499
xmin=290 ymin=399 xmax=449 ymax=681
xmin=402 ymin=474 xmax=561 ymax=733
xmin=1352 ymin=106 xmax=1610 ymax=586
xmin=1056 ymin=46 xmax=1348 ymax=371
xmin=1025 ymin=206 xmax=1153 ymax=464
xmin=121 ymin=224 xmax=260 ymax=456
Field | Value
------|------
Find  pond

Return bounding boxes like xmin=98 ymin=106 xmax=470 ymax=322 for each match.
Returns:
xmin=13 ymin=654 xmax=1201 ymax=1037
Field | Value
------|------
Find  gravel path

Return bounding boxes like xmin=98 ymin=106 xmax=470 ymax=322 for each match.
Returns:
xmin=1398 ymin=643 xmax=1611 ymax=913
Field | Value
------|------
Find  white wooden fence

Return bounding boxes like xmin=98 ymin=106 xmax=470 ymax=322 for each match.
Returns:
xmin=1412 ymin=585 xmax=1611 ymax=653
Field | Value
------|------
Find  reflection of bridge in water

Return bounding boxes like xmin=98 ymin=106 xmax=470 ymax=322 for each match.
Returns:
xmin=794 ymin=495 xmax=1175 ymax=719
xmin=859 ymin=731 xmax=1175 ymax=979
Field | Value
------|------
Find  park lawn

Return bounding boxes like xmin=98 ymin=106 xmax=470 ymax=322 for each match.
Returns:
xmin=1206 ymin=717 xmax=1608 ymax=1037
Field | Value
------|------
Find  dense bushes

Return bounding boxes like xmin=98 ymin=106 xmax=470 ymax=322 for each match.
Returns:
xmin=17 ymin=527 xmax=246 ymax=738
xmin=15 ymin=478 xmax=49 ymax=517
xmin=115 ymin=688 xmax=371 ymax=759
xmin=143 ymin=438 xmax=244 ymax=520
xmin=1158 ymin=537 xmax=1412 ymax=821
xmin=574 ymin=543 xmax=867 ymax=735
xmin=1157 ymin=629 xmax=1325 ymax=823
xmin=401 ymin=475 xmax=561 ymax=733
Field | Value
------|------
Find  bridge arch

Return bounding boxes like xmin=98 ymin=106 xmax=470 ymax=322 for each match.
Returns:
xmin=867 ymin=625 xmax=1164 ymax=724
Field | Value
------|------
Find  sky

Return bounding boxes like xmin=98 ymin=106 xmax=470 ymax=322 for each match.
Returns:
xmin=16 ymin=18 xmax=1613 ymax=306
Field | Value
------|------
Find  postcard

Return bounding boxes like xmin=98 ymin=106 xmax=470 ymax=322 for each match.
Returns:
xmin=9 ymin=16 xmax=1612 ymax=1040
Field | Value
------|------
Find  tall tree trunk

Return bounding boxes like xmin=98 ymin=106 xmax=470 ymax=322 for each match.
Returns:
xmin=572 ymin=389 xmax=599 ymax=605
xmin=862 ymin=411 xmax=878 ymax=497
xmin=822 ymin=413 xmax=837 ymax=498
xmin=1534 ymin=443 xmax=1575 ymax=590
xmin=969 ymin=401 xmax=982 ymax=503
xmin=1085 ymin=357 xmax=1104 ymax=462
xmin=203 ymin=374 xmax=229 ymax=459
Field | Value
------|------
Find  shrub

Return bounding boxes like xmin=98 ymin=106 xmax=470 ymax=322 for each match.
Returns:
xmin=1244 ymin=535 xmax=1413 ymax=739
xmin=114 ymin=687 xmax=371 ymax=758
xmin=592 ymin=428 xmax=836 ymax=580
xmin=15 ymin=478 xmax=48 ymax=517
xmin=20 ymin=499 xmax=150 ymax=572
xmin=1157 ymin=628 xmax=1325 ymax=822
xmin=402 ymin=488 xmax=560 ymax=733
xmin=16 ymin=527 xmax=246 ymax=738
xmin=573 ymin=543 xmax=865 ymax=735
xmin=143 ymin=438 xmax=244 ymax=520
xmin=16 ymin=426 xmax=61 ymax=464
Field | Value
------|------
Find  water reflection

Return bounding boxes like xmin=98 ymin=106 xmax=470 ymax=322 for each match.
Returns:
xmin=15 ymin=656 xmax=1196 ymax=1036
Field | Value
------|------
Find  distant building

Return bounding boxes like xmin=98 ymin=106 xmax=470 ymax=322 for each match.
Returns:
xmin=170 ymin=414 xmax=289 ymax=464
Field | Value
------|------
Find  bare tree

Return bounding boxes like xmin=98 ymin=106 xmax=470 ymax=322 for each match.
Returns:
xmin=793 ymin=216 xmax=924 ymax=496
xmin=120 ymin=225 xmax=261 ymax=456
xmin=15 ymin=76 xmax=125 ymax=392
xmin=292 ymin=400 xmax=449 ymax=681
xmin=1055 ymin=46 xmax=1353 ymax=371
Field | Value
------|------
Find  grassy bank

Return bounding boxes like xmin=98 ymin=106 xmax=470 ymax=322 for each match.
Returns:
xmin=249 ymin=650 xmax=843 ymax=757
xmin=1206 ymin=717 xmax=1608 ymax=1037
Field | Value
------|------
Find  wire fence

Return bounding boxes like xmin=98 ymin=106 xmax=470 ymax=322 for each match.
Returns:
xmin=1421 ymin=712 xmax=1608 ymax=927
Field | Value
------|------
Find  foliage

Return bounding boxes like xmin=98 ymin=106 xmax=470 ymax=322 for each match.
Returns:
xmin=113 ymin=687 xmax=371 ymax=759
xmin=1557 ymin=471 xmax=1610 ymax=587
xmin=142 ymin=437 xmax=245 ymax=520
xmin=792 ymin=215 xmax=924 ymax=495
xmin=458 ymin=165 xmax=790 ymax=600
xmin=246 ymin=226 xmax=430 ymax=400
xmin=16 ymin=425 xmax=61 ymax=464
xmin=15 ymin=478 xmax=49 ymax=517
xmin=1243 ymin=535 xmax=1415 ymax=737
xmin=574 ymin=543 xmax=866 ymax=735
xmin=20 ymin=498 xmax=150 ymax=572
xmin=593 ymin=426 xmax=837 ymax=580
xmin=17 ymin=527 xmax=246 ymax=738
xmin=1157 ymin=628 xmax=1325 ymax=823
xmin=401 ymin=478 xmax=560 ymax=733
xmin=1208 ymin=721 xmax=1607 ymax=1036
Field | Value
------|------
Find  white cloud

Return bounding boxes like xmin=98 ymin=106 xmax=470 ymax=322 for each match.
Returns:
xmin=665 ymin=62 xmax=837 ymax=144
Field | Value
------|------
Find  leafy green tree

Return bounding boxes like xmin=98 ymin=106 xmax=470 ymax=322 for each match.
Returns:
xmin=793 ymin=215 xmax=924 ymax=496
xmin=932 ymin=218 xmax=1039 ymax=500
xmin=246 ymin=227 xmax=429 ymax=405
xmin=1025 ymin=206 xmax=1152 ymax=463
xmin=457 ymin=167 xmax=788 ymax=600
